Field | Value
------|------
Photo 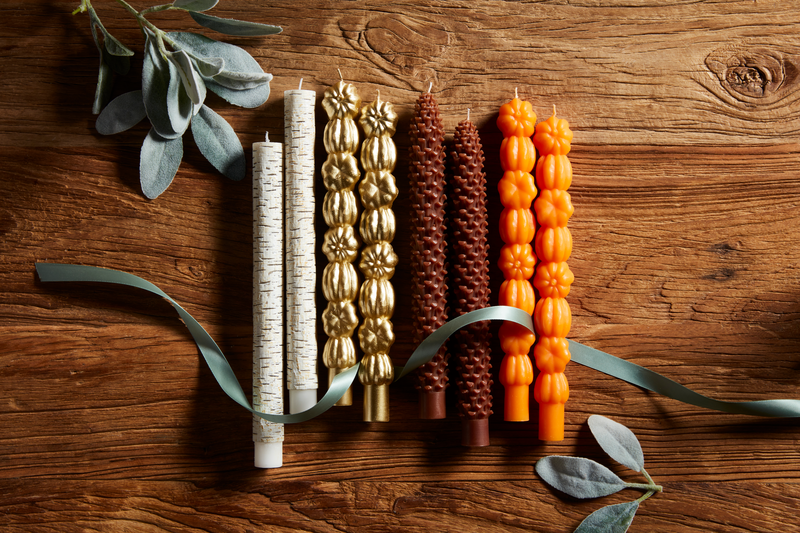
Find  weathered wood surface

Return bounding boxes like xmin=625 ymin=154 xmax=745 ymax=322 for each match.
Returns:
xmin=2 ymin=0 xmax=800 ymax=531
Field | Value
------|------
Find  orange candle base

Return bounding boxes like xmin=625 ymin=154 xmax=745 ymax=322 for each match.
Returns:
xmin=538 ymin=402 xmax=565 ymax=441
xmin=504 ymin=385 xmax=530 ymax=421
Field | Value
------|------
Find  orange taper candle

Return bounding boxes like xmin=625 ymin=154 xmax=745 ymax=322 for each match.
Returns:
xmin=532 ymin=108 xmax=574 ymax=441
xmin=496 ymin=94 xmax=537 ymax=421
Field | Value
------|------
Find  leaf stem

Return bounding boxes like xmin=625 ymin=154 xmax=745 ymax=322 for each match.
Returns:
xmin=624 ymin=481 xmax=663 ymax=492
xmin=635 ymin=489 xmax=657 ymax=504
xmin=72 ymin=0 xmax=90 ymax=15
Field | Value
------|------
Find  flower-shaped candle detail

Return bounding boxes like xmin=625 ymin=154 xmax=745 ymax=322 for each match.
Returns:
xmin=497 ymin=95 xmax=537 ymax=422
xmin=408 ymin=90 xmax=449 ymax=419
xmin=321 ymin=79 xmax=362 ymax=406
xmin=357 ymin=93 xmax=399 ymax=422
xmin=532 ymin=109 xmax=574 ymax=441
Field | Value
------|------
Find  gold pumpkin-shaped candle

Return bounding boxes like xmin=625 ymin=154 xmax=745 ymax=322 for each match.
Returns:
xmin=321 ymin=79 xmax=362 ymax=406
xmin=357 ymin=93 xmax=399 ymax=422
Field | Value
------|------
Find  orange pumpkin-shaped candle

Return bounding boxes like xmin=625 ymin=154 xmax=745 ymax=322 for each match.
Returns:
xmin=532 ymin=109 xmax=574 ymax=441
xmin=497 ymin=95 xmax=537 ymax=422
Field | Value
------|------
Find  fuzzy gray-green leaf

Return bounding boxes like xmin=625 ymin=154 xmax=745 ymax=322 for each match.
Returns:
xmin=167 ymin=49 xmax=206 ymax=105
xmin=189 ymin=54 xmax=225 ymax=77
xmin=96 ymin=90 xmax=146 ymax=134
xmin=189 ymin=12 xmax=282 ymax=36
xmin=142 ymin=34 xmax=181 ymax=139
xmin=573 ymin=501 xmax=639 ymax=533
xmin=191 ymin=105 xmax=245 ymax=181
xmin=92 ymin=59 xmax=113 ymax=115
xmin=588 ymin=415 xmax=645 ymax=472
xmin=167 ymin=32 xmax=272 ymax=108
xmin=536 ymin=456 xmax=627 ymax=499
xmin=140 ymin=129 xmax=183 ymax=199
xmin=173 ymin=0 xmax=218 ymax=12
xmin=88 ymin=6 xmax=134 ymax=57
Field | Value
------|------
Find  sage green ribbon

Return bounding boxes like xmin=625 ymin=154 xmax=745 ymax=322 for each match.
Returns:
xmin=36 ymin=263 xmax=800 ymax=421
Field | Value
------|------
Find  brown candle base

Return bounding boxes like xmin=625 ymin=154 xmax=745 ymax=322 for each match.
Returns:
xmin=461 ymin=418 xmax=490 ymax=447
xmin=363 ymin=384 xmax=390 ymax=422
xmin=419 ymin=390 xmax=446 ymax=419
xmin=328 ymin=368 xmax=352 ymax=407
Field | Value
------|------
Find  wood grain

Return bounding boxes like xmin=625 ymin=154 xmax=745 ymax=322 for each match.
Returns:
xmin=2 ymin=0 xmax=800 ymax=531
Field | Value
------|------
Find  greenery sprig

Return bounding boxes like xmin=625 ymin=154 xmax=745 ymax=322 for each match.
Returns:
xmin=535 ymin=415 xmax=663 ymax=533
xmin=73 ymin=0 xmax=281 ymax=198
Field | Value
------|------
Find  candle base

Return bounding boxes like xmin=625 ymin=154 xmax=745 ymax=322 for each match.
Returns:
xmin=254 ymin=441 xmax=283 ymax=469
xmin=538 ymin=402 xmax=565 ymax=441
xmin=504 ymin=385 xmax=530 ymax=421
xmin=419 ymin=390 xmax=446 ymax=419
xmin=328 ymin=367 xmax=353 ymax=406
xmin=289 ymin=389 xmax=317 ymax=415
xmin=363 ymin=384 xmax=390 ymax=422
xmin=461 ymin=418 xmax=490 ymax=447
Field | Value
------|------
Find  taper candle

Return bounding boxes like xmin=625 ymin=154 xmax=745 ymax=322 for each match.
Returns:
xmin=450 ymin=112 xmax=493 ymax=446
xmin=321 ymin=78 xmax=362 ymax=406
xmin=284 ymin=80 xmax=317 ymax=414
xmin=252 ymin=134 xmax=284 ymax=468
xmin=496 ymin=93 xmax=537 ymax=422
xmin=357 ymin=92 xmax=399 ymax=422
xmin=532 ymin=108 xmax=574 ymax=441
xmin=408 ymin=88 xmax=449 ymax=419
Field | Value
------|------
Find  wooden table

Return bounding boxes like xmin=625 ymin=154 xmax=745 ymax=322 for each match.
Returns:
xmin=2 ymin=1 xmax=800 ymax=531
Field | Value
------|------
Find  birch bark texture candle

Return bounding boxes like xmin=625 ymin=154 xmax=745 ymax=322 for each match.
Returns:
xmin=357 ymin=94 xmax=399 ymax=422
xmin=321 ymin=80 xmax=362 ymax=406
xmin=496 ymin=96 xmax=537 ymax=422
xmin=284 ymin=82 xmax=318 ymax=414
xmin=408 ymin=90 xmax=449 ymax=419
xmin=532 ymin=109 xmax=574 ymax=441
xmin=252 ymin=135 xmax=284 ymax=468
xmin=450 ymin=114 xmax=493 ymax=446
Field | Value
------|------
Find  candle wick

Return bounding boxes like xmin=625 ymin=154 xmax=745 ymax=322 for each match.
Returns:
xmin=376 ymin=89 xmax=381 ymax=104
xmin=467 ymin=108 xmax=470 ymax=121
xmin=265 ymin=132 xmax=270 ymax=142
xmin=299 ymin=78 xmax=303 ymax=90
xmin=337 ymin=68 xmax=343 ymax=81
xmin=427 ymin=81 xmax=433 ymax=93
xmin=515 ymin=87 xmax=518 ymax=99
xmin=553 ymin=103 xmax=557 ymax=117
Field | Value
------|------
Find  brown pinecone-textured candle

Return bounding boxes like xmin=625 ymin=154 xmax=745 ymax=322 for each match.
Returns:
xmin=449 ymin=116 xmax=492 ymax=446
xmin=408 ymin=90 xmax=449 ymax=419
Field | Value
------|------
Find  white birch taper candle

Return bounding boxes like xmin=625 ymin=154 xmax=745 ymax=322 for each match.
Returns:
xmin=284 ymin=80 xmax=318 ymax=414
xmin=252 ymin=134 xmax=284 ymax=468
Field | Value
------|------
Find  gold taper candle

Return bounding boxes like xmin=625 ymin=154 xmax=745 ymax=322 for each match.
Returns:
xmin=357 ymin=93 xmax=399 ymax=422
xmin=321 ymin=78 xmax=362 ymax=406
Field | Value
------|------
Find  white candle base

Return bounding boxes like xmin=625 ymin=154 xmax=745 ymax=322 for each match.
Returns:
xmin=289 ymin=389 xmax=317 ymax=414
xmin=254 ymin=441 xmax=283 ymax=469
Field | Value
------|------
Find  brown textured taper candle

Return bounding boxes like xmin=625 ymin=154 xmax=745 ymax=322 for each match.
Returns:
xmin=449 ymin=113 xmax=492 ymax=446
xmin=408 ymin=89 xmax=449 ymax=419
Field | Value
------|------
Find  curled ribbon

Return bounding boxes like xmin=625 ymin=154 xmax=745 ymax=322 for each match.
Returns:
xmin=36 ymin=263 xmax=800 ymax=421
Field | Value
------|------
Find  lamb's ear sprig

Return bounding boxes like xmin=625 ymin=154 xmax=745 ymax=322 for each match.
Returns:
xmin=535 ymin=415 xmax=662 ymax=533
xmin=74 ymin=0 xmax=281 ymax=198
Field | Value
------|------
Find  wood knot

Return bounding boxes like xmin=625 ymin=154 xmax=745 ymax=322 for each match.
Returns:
xmin=706 ymin=44 xmax=800 ymax=105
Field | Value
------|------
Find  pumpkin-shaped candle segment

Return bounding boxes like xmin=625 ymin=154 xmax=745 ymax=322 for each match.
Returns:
xmin=496 ymin=96 xmax=537 ymax=422
xmin=532 ymin=111 xmax=574 ymax=441
xmin=321 ymin=80 xmax=362 ymax=406
xmin=357 ymin=94 xmax=399 ymax=422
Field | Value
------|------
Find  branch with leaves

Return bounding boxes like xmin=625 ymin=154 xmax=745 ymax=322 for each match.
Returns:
xmin=74 ymin=0 xmax=281 ymax=198
xmin=536 ymin=415 xmax=663 ymax=533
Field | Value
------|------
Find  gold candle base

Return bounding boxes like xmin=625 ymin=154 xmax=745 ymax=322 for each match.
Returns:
xmin=329 ymin=367 xmax=353 ymax=406
xmin=363 ymin=384 xmax=390 ymax=422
